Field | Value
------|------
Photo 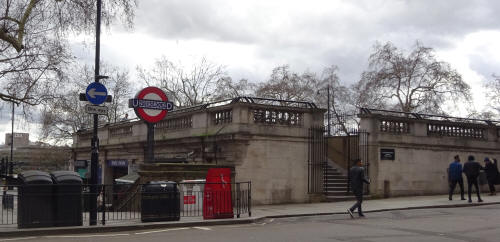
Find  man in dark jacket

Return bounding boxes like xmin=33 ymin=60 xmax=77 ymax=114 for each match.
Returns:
xmin=347 ymin=159 xmax=370 ymax=218
xmin=448 ymin=155 xmax=465 ymax=200
xmin=483 ymin=157 xmax=498 ymax=195
xmin=462 ymin=155 xmax=483 ymax=203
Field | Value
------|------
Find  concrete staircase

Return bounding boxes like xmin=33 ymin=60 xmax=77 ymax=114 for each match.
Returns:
xmin=324 ymin=164 xmax=356 ymax=201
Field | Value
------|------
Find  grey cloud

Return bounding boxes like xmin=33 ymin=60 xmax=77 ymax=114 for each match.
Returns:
xmin=468 ymin=53 xmax=500 ymax=81
xmin=127 ymin=0 xmax=500 ymax=89
xmin=135 ymin=0 xmax=261 ymax=44
xmin=135 ymin=0 xmax=500 ymax=46
xmin=0 ymin=105 xmax=35 ymax=127
xmin=0 ymin=114 xmax=11 ymax=125
xmin=380 ymin=0 xmax=500 ymax=36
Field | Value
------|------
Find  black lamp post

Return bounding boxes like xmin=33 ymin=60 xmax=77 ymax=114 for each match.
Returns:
xmin=89 ymin=0 xmax=103 ymax=226
xmin=0 ymin=93 xmax=21 ymax=179
xmin=10 ymin=102 xmax=14 ymax=164
xmin=317 ymin=84 xmax=332 ymax=136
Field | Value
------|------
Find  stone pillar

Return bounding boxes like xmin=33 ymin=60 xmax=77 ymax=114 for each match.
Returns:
xmin=132 ymin=122 xmax=147 ymax=137
xmin=232 ymin=104 xmax=250 ymax=124
xmin=360 ymin=116 xmax=381 ymax=197
xmin=360 ymin=116 xmax=377 ymax=134
xmin=487 ymin=126 xmax=498 ymax=142
xmin=304 ymin=109 xmax=325 ymax=127
xmin=192 ymin=112 xmax=209 ymax=129
xmin=413 ymin=121 xmax=427 ymax=137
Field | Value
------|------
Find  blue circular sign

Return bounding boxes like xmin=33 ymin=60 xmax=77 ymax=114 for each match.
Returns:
xmin=86 ymin=82 xmax=108 ymax=105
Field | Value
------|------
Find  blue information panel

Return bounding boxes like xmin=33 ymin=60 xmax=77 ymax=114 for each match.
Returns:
xmin=85 ymin=82 xmax=108 ymax=105
xmin=107 ymin=159 xmax=128 ymax=167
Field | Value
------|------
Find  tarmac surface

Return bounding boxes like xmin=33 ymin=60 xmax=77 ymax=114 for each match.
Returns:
xmin=1 ymin=193 xmax=499 ymax=238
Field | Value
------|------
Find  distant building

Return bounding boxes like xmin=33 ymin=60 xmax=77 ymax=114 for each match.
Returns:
xmin=0 ymin=133 xmax=71 ymax=172
xmin=5 ymin=133 xmax=29 ymax=147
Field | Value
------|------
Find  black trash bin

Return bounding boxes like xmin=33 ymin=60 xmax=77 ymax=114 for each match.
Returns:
xmin=18 ymin=171 xmax=54 ymax=228
xmin=141 ymin=181 xmax=180 ymax=222
xmin=51 ymin=171 xmax=83 ymax=227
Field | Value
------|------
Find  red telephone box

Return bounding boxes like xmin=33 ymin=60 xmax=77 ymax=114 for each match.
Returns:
xmin=203 ymin=168 xmax=233 ymax=219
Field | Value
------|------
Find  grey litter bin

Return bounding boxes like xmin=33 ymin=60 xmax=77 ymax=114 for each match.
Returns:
xmin=141 ymin=181 xmax=180 ymax=222
xmin=18 ymin=170 xmax=54 ymax=228
xmin=51 ymin=171 xmax=83 ymax=227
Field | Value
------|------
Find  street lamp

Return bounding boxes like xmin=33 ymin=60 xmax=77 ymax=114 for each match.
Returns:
xmin=10 ymin=102 xmax=15 ymax=164
xmin=0 ymin=94 xmax=20 ymax=166
xmin=89 ymin=0 xmax=104 ymax=226
xmin=317 ymin=84 xmax=332 ymax=136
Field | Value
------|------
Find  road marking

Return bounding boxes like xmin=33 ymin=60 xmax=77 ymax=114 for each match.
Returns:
xmin=219 ymin=225 xmax=249 ymax=228
xmin=252 ymin=222 xmax=267 ymax=226
xmin=192 ymin=226 xmax=212 ymax=231
xmin=0 ymin=237 xmax=37 ymax=241
xmin=134 ymin=227 xmax=189 ymax=235
xmin=45 ymin=234 xmax=129 ymax=239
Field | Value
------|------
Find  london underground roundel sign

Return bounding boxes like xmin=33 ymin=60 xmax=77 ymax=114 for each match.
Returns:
xmin=128 ymin=87 xmax=174 ymax=123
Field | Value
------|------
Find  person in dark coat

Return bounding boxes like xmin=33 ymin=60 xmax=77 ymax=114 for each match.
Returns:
xmin=462 ymin=155 xmax=483 ymax=203
xmin=483 ymin=157 xmax=498 ymax=195
xmin=448 ymin=155 xmax=465 ymax=200
xmin=347 ymin=159 xmax=370 ymax=218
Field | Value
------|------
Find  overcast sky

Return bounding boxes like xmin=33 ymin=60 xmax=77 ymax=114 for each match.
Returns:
xmin=2 ymin=0 xmax=500 ymax=144
xmin=97 ymin=0 xmax=500 ymax=101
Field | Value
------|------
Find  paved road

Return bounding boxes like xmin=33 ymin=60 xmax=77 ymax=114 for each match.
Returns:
xmin=4 ymin=204 xmax=500 ymax=242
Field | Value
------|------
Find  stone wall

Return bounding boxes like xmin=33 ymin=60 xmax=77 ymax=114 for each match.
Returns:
xmin=360 ymin=112 xmax=500 ymax=198
xmin=72 ymin=98 xmax=325 ymax=205
xmin=235 ymin=136 xmax=309 ymax=204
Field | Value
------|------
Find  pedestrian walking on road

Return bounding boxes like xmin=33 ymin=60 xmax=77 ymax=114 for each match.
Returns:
xmin=347 ymin=159 xmax=370 ymax=218
xmin=448 ymin=155 xmax=465 ymax=201
xmin=483 ymin=157 xmax=498 ymax=195
xmin=462 ymin=155 xmax=483 ymax=203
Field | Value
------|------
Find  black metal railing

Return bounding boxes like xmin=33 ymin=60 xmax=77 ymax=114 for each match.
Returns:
xmin=308 ymin=126 xmax=326 ymax=194
xmin=1 ymin=190 xmax=15 ymax=225
xmin=0 ymin=181 xmax=251 ymax=227
xmin=360 ymin=108 xmax=500 ymax=126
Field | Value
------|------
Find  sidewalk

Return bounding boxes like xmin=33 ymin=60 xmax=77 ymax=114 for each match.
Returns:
xmin=255 ymin=193 xmax=500 ymax=218
xmin=1 ymin=193 xmax=500 ymax=237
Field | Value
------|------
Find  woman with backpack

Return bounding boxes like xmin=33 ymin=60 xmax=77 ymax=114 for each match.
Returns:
xmin=483 ymin=157 xmax=499 ymax=195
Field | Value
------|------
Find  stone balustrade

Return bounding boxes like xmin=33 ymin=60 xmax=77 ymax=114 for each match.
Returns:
xmin=74 ymin=100 xmax=323 ymax=150
xmin=359 ymin=110 xmax=500 ymax=198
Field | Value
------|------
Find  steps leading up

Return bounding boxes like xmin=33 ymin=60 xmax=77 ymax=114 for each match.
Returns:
xmin=323 ymin=164 xmax=356 ymax=202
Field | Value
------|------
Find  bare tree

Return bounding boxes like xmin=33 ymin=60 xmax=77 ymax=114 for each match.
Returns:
xmin=0 ymin=0 xmax=136 ymax=107
xmin=102 ymin=66 xmax=132 ymax=123
xmin=212 ymin=77 xmax=253 ymax=100
xmin=314 ymin=65 xmax=358 ymax=133
xmin=40 ymin=87 xmax=90 ymax=144
xmin=137 ymin=57 xmax=226 ymax=107
xmin=255 ymin=65 xmax=318 ymax=101
xmin=315 ymin=65 xmax=353 ymax=113
xmin=1 ymin=0 xmax=136 ymax=52
xmin=40 ymin=63 xmax=132 ymax=144
xmin=354 ymin=41 xmax=471 ymax=114
xmin=254 ymin=64 xmax=356 ymax=131
xmin=484 ymin=75 xmax=500 ymax=118
xmin=255 ymin=65 xmax=351 ymax=109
